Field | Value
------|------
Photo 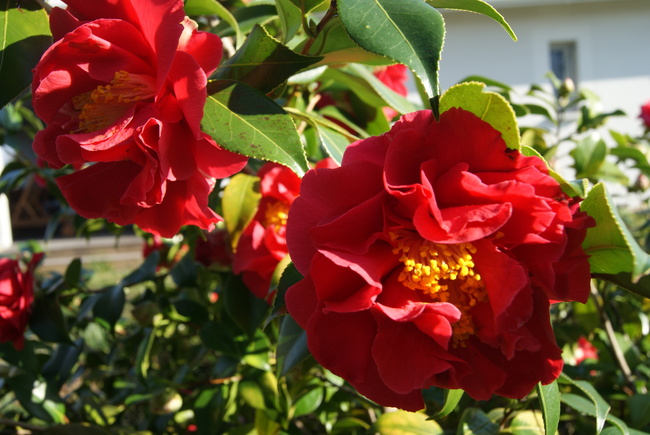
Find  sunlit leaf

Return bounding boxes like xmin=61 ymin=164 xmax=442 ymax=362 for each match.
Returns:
xmin=433 ymin=388 xmax=463 ymax=419
xmin=213 ymin=25 xmax=322 ymax=94
xmin=440 ymin=81 xmax=520 ymax=151
xmin=338 ymin=0 xmax=445 ymax=107
xmin=581 ymin=183 xmax=650 ymax=287
xmin=559 ymin=373 xmax=611 ymax=433
xmin=203 ymin=80 xmax=309 ymax=176
xmin=373 ymin=409 xmax=444 ymax=434
xmin=184 ymin=0 xmax=243 ymax=48
xmin=425 ymin=0 xmax=516 ymax=41
xmin=0 ymin=0 xmax=51 ymax=107
xmin=222 ymin=173 xmax=261 ymax=250
xmin=537 ymin=381 xmax=560 ymax=435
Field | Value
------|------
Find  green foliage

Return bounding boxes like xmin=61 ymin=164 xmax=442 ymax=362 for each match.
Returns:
xmin=2 ymin=0 xmax=650 ymax=433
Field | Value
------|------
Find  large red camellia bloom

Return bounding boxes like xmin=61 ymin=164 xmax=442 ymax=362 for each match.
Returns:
xmin=32 ymin=0 xmax=247 ymax=237
xmin=234 ymin=160 xmax=336 ymax=302
xmin=0 ymin=254 xmax=43 ymax=350
xmin=286 ymin=108 xmax=594 ymax=411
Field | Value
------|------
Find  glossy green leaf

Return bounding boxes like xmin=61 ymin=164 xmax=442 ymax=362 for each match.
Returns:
xmin=63 ymin=258 xmax=82 ymax=288
xmin=275 ymin=0 xmax=302 ymax=43
xmin=559 ymin=373 xmax=611 ymax=433
xmin=433 ymin=388 xmax=463 ymax=419
xmin=213 ymin=25 xmax=322 ymax=94
xmin=581 ymin=183 xmax=650 ymax=286
xmin=373 ymin=410 xmax=443 ymax=434
xmin=8 ymin=375 xmax=66 ymax=424
xmin=458 ymin=408 xmax=499 ymax=435
xmin=293 ymin=386 xmax=324 ymax=417
xmin=346 ymin=63 xmax=417 ymax=115
xmin=135 ymin=327 xmax=155 ymax=380
xmin=184 ymin=0 xmax=243 ymax=48
xmin=288 ymin=0 xmax=326 ymax=15
xmin=223 ymin=275 xmax=270 ymax=336
xmin=536 ymin=381 xmax=560 ymax=435
xmin=29 ymin=295 xmax=71 ymax=344
xmin=222 ymin=173 xmax=261 ymax=250
xmin=93 ymin=285 xmax=125 ymax=328
xmin=239 ymin=380 xmax=266 ymax=410
xmin=314 ymin=122 xmax=349 ymax=164
xmin=509 ymin=411 xmax=546 ymax=434
xmin=267 ymin=262 xmax=302 ymax=327
xmin=119 ymin=251 xmax=159 ymax=287
xmin=203 ymin=80 xmax=309 ymax=176
xmin=276 ymin=314 xmax=310 ymax=377
xmin=571 ymin=134 xmax=607 ymax=179
xmin=301 ymin=15 xmax=390 ymax=66
xmin=425 ymin=0 xmax=516 ymax=41
xmin=337 ymin=0 xmax=445 ymax=105
xmin=440 ymin=81 xmax=520 ymax=151
xmin=560 ymin=394 xmax=631 ymax=435
xmin=0 ymin=0 xmax=52 ymax=107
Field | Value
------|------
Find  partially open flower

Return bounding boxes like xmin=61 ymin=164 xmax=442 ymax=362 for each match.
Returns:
xmin=32 ymin=0 xmax=247 ymax=237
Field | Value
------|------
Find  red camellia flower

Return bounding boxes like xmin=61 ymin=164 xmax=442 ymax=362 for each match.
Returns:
xmin=640 ymin=100 xmax=650 ymax=130
xmin=0 ymin=254 xmax=43 ymax=350
xmin=286 ymin=108 xmax=594 ymax=411
xmin=233 ymin=160 xmax=336 ymax=302
xmin=31 ymin=0 xmax=247 ymax=237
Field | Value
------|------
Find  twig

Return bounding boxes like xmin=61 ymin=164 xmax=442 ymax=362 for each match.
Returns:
xmin=301 ymin=0 xmax=338 ymax=55
xmin=590 ymin=282 xmax=636 ymax=391
xmin=0 ymin=418 xmax=47 ymax=432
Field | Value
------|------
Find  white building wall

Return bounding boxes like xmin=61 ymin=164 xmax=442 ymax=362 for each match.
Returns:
xmin=439 ymin=0 xmax=650 ymax=134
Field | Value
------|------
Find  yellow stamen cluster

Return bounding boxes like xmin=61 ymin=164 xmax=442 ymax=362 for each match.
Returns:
xmin=389 ymin=230 xmax=487 ymax=346
xmin=72 ymin=70 xmax=156 ymax=133
xmin=263 ymin=201 xmax=290 ymax=232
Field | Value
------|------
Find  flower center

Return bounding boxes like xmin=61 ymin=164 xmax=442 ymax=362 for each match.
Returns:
xmin=389 ymin=230 xmax=487 ymax=346
xmin=72 ymin=70 xmax=156 ymax=133
xmin=263 ymin=201 xmax=289 ymax=232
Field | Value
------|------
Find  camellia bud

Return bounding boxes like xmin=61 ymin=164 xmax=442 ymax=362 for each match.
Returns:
xmin=558 ymin=77 xmax=575 ymax=98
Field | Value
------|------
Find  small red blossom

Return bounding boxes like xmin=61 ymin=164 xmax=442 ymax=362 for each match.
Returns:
xmin=373 ymin=64 xmax=409 ymax=121
xmin=0 ymin=254 xmax=43 ymax=350
xmin=31 ymin=0 xmax=247 ymax=237
xmin=286 ymin=108 xmax=594 ymax=411
xmin=233 ymin=159 xmax=337 ymax=302
xmin=640 ymin=100 xmax=650 ymax=130
xmin=574 ymin=336 xmax=598 ymax=364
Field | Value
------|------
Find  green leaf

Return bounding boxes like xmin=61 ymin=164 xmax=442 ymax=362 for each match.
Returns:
xmin=440 ymin=81 xmax=520 ymax=151
xmin=0 ymin=0 xmax=52 ymax=107
xmin=571 ymin=134 xmax=607 ymax=179
xmin=213 ymin=25 xmax=322 ymax=94
xmin=184 ymin=0 xmax=243 ymax=48
xmin=509 ymin=411 xmax=546 ymax=434
xmin=457 ymin=408 xmax=500 ymax=435
xmin=29 ymin=295 xmax=71 ymax=344
xmin=293 ymin=386 xmax=324 ymax=417
xmin=425 ymin=0 xmax=516 ymax=41
xmin=276 ymin=314 xmax=310 ymax=377
xmin=223 ymin=274 xmax=270 ymax=336
xmin=560 ymin=394 xmax=631 ymax=435
xmin=559 ymin=373 xmax=611 ymax=433
xmin=314 ymin=122 xmax=349 ymax=164
xmin=135 ymin=327 xmax=155 ymax=380
xmin=222 ymin=173 xmax=261 ymax=249
xmin=581 ymin=183 xmax=650 ymax=284
xmin=275 ymin=0 xmax=302 ymax=43
xmin=346 ymin=63 xmax=417 ymax=115
xmin=337 ymin=0 xmax=445 ymax=106
xmin=301 ymin=15 xmax=390 ymax=66
xmin=267 ymin=262 xmax=302 ymax=327
xmin=373 ymin=409 xmax=443 ymax=434
xmin=203 ymin=80 xmax=309 ymax=176
xmin=433 ymin=388 xmax=463 ymax=419
xmin=63 ymin=258 xmax=82 ymax=288
xmin=536 ymin=381 xmax=560 ymax=435
xmin=93 ymin=285 xmax=125 ymax=328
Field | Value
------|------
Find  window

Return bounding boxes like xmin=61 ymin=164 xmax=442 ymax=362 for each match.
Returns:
xmin=550 ymin=41 xmax=577 ymax=82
